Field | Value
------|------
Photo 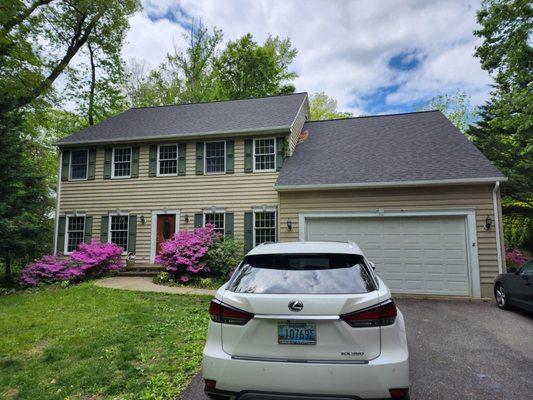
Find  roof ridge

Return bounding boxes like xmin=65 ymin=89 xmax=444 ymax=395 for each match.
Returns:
xmin=306 ymin=109 xmax=441 ymax=124
xmin=130 ymin=92 xmax=308 ymax=110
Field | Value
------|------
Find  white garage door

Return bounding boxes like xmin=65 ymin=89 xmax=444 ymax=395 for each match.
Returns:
xmin=305 ymin=216 xmax=470 ymax=296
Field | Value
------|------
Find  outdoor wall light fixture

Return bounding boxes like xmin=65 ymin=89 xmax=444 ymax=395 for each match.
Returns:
xmin=139 ymin=215 xmax=145 ymax=225
xmin=184 ymin=214 xmax=190 ymax=224
xmin=485 ymin=215 xmax=493 ymax=230
xmin=286 ymin=218 xmax=293 ymax=231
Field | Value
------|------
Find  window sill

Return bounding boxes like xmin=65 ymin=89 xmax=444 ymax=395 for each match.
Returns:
xmin=111 ymin=176 xmax=131 ymax=179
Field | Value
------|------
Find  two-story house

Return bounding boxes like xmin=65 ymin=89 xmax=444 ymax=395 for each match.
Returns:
xmin=55 ymin=92 xmax=506 ymax=298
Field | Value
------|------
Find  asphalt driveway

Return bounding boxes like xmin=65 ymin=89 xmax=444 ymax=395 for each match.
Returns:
xmin=181 ymin=298 xmax=533 ymax=400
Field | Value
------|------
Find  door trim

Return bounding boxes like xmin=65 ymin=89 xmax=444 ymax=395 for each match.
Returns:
xmin=150 ymin=209 xmax=180 ymax=263
xmin=298 ymin=208 xmax=480 ymax=298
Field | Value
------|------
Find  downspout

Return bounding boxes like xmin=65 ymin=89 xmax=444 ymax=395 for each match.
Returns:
xmin=492 ymin=181 xmax=503 ymax=273
xmin=53 ymin=150 xmax=63 ymax=255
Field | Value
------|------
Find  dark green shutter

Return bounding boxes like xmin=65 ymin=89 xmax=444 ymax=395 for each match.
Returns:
xmin=244 ymin=212 xmax=253 ymax=252
xmin=149 ymin=145 xmax=157 ymax=177
xmin=131 ymin=146 xmax=140 ymax=178
xmin=276 ymin=137 xmax=285 ymax=171
xmin=195 ymin=142 xmax=204 ymax=175
xmin=88 ymin=149 xmax=96 ymax=180
xmin=57 ymin=216 xmax=66 ymax=253
xmin=194 ymin=213 xmax=203 ymax=228
xmin=100 ymin=216 xmax=109 ymax=242
xmin=128 ymin=215 xmax=137 ymax=252
xmin=178 ymin=143 xmax=186 ymax=176
xmin=226 ymin=140 xmax=234 ymax=173
xmin=225 ymin=213 xmax=234 ymax=236
xmin=84 ymin=216 xmax=93 ymax=243
xmin=104 ymin=148 xmax=112 ymax=179
xmin=61 ymin=150 xmax=70 ymax=181
xmin=244 ymin=139 xmax=253 ymax=173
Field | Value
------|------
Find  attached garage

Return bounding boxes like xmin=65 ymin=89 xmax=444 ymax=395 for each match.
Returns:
xmin=302 ymin=213 xmax=476 ymax=296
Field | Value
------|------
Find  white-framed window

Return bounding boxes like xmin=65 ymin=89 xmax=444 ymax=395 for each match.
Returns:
xmin=158 ymin=144 xmax=178 ymax=176
xmin=65 ymin=215 xmax=85 ymax=253
xmin=205 ymin=141 xmax=226 ymax=174
xmin=204 ymin=211 xmax=225 ymax=235
xmin=254 ymin=209 xmax=277 ymax=245
xmin=69 ymin=149 xmax=89 ymax=180
xmin=112 ymin=147 xmax=132 ymax=178
xmin=109 ymin=213 xmax=129 ymax=251
xmin=253 ymin=138 xmax=276 ymax=172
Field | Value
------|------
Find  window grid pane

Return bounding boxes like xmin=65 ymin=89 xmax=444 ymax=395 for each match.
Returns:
xmin=254 ymin=139 xmax=275 ymax=171
xmin=205 ymin=212 xmax=225 ymax=234
xmin=205 ymin=142 xmax=225 ymax=173
xmin=159 ymin=145 xmax=178 ymax=175
xmin=254 ymin=211 xmax=276 ymax=245
xmin=113 ymin=148 xmax=131 ymax=177
xmin=70 ymin=150 xmax=88 ymax=179
xmin=67 ymin=216 xmax=85 ymax=252
xmin=110 ymin=215 xmax=128 ymax=250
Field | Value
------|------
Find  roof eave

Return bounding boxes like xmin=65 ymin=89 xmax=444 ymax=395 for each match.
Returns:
xmin=55 ymin=125 xmax=292 ymax=147
xmin=274 ymin=177 xmax=508 ymax=191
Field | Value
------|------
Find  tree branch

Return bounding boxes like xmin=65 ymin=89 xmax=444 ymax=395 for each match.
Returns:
xmin=1 ymin=0 xmax=55 ymax=35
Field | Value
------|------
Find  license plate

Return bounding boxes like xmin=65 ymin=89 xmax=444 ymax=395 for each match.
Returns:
xmin=278 ymin=323 xmax=316 ymax=345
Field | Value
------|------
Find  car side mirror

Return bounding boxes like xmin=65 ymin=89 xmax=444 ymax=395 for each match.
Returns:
xmin=369 ymin=261 xmax=376 ymax=270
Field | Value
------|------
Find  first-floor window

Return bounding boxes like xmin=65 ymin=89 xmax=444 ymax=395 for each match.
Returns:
xmin=110 ymin=215 xmax=129 ymax=250
xmin=158 ymin=145 xmax=178 ymax=175
xmin=113 ymin=147 xmax=131 ymax=178
xmin=66 ymin=215 xmax=85 ymax=252
xmin=204 ymin=212 xmax=225 ymax=235
xmin=254 ymin=211 xmax=276 ymax=245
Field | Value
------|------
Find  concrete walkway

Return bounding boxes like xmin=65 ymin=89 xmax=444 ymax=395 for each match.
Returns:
xmin=95 ymin=276 xmax=216 ymax=296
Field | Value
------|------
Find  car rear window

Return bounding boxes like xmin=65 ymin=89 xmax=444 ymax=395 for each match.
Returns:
xmin=227 ymin=254 xmax=375 ymax=294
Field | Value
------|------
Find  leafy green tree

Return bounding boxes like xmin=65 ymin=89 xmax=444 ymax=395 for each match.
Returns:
xmin=214 ymin=34 xmax=297 ymax=99
xmin=468 ymin=0 xmax=532 ymax=251
xmin=421 ymin=90 xmax=477 ymax=134
xmin=309 ymin=92 xmax=353 ymax=120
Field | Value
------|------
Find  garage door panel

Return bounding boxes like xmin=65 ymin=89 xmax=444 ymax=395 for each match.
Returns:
xmin=306 ymin=216 xmax=469 ymax=296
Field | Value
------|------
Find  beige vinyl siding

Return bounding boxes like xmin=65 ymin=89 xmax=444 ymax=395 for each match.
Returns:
xmin=279 ymin=184 xmax=503 ymax=298
xmin=59 ymin=138 xmax=279 ymax=262
xmin=287 ymin=97 xmax=309 ymax=155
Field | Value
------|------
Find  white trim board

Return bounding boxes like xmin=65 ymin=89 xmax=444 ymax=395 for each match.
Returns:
xmin=150 ymin=210 xmax=180 ymax=263
xmin=298 ymin=209 xmax=481 ymax=298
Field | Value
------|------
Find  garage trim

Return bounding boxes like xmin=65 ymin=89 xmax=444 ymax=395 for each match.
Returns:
xmin=298 ymin=209 xmax=481 ymax=298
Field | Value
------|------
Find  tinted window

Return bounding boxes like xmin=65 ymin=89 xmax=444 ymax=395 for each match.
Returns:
xmin=521 ymin=260 xmax=533 ymax=274
xmin=228 ymin=254 xmax=375 ymax=294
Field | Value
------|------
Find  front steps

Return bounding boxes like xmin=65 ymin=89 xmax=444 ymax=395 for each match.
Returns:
xmin=117 ymin=263 xmax=164 ymax=277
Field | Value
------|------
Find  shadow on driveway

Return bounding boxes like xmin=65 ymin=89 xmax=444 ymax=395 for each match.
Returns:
xmin=181 ymin=298 xmax=533 ymax=400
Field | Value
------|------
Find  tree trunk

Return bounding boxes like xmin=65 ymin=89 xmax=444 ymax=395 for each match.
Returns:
xmin=88 ymin=42 xmax=96 ymax=126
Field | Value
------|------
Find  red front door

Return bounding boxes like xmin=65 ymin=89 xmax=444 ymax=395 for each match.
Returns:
xmin=156 ymin=214 xmax=176 ymax=254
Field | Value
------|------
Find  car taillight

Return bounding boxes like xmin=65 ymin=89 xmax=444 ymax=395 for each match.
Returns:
xmin=209 ymin=299 xmax=253 ymax=325
xmin=340 ymin=299 xmax=397 ymax=328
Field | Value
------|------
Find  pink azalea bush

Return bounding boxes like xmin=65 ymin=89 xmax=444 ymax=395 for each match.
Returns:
xmin=20 ymin=241 xmax=124 ymax=287
xmin=505 ymin=247 xmax=529 ymax=269
xmin=155 ymin=225 xmax=221 ymax=282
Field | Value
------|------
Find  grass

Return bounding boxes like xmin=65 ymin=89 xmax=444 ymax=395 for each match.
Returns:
xmin=0 ymin=282 xmax=211 ymax=400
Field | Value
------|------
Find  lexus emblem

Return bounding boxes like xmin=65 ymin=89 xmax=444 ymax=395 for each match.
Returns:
xmin=288 ymin=300 xmax=304 ymax=312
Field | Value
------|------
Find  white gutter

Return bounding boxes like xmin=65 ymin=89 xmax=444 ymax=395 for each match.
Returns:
xmin=53 ymin=150 xmax=62 ymax=255
xmin=275 ymin=177 xmax=508 ymax=191
xmin=54 ymin=125 xmax=291 ymax=147
xmin=492 ymin=181 xmax=504 ymax=273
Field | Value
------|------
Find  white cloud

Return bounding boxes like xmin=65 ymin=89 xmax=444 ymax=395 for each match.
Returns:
xmin=123 ymin=0 xmax=492 ymax=115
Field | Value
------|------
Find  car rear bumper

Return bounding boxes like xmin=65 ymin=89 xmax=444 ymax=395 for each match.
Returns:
xmin=202 ymin=342 xmax=409 ymax=399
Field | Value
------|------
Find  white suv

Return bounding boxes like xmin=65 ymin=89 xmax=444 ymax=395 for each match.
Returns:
xmin=202 ymin=241 xmax=410 ymax=400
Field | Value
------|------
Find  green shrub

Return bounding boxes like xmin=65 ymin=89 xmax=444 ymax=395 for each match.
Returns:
xmin=153 ymin=271 xmax=171 ymax=285
xmin=205 ymin=237 xmax=244 ymax=277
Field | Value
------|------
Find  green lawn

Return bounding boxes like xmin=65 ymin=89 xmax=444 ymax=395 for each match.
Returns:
xmin=0 ymin=283 xmax=211 ymax=400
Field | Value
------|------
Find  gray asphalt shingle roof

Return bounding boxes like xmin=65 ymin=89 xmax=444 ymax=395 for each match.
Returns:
xmin=57 ymin=92 xmax=307 ymax=145
xmin=276 ymin=111 xmax=504 ymax=188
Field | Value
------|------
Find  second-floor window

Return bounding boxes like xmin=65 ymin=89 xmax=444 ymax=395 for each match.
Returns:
xmin=254 ymin=138 xmax=275 ymax=172
xmin=158 ymin=145 xmax=178 ymax=176
xmin=112 ymin=147 xmax=131 ymax=178
xmin=205 ymin=141 xmax=225 ymax=174
xmin=109 ymin=214 xmax=129 ymax=251
xmin=204 ymin=211 xmax=225 ymax=235
xmin=70 ymin=149 xmax=88 ymax=180
xmin=66 ymin=215 xmax=85 ymax=253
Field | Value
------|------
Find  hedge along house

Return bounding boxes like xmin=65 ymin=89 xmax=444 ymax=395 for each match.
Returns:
xmin=54 ymin=92 xmax=506 ymax=298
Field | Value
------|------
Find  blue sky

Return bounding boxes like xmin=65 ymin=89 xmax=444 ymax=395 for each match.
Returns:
xmin=122 ymin=0 xmax=492 ymax=116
